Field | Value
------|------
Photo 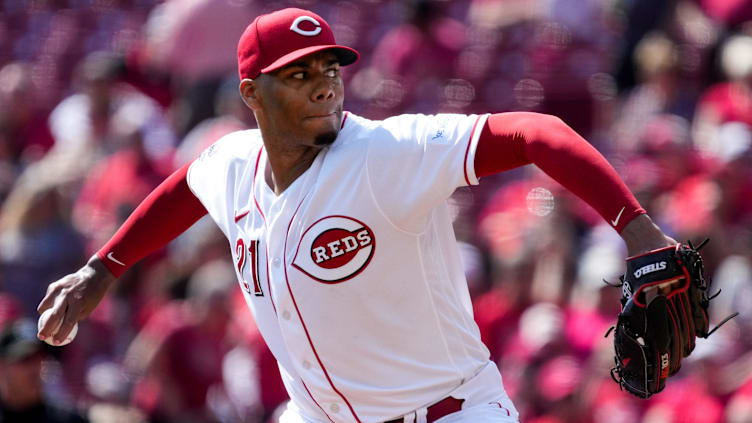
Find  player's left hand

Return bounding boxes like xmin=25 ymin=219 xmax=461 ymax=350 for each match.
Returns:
xmin=606 ymin=239 xmax=738 ymax=398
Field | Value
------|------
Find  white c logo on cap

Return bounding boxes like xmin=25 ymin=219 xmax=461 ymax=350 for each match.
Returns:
xmin=290 ymin=15 xmax=322 ymax=37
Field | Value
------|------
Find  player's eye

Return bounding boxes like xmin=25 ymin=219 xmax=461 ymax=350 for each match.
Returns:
xmin=291 ymin=72 xmax=306 ymax=80
xmin=325 ymin=68 xmax=338 ymax=77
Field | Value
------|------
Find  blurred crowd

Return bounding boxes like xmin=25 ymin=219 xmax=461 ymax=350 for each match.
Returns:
xmin=0 ymin=0 xmax=751 ymax=422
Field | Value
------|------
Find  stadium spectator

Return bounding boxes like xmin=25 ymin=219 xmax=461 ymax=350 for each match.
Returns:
xmin=47 ymin=52 xmax=176 ymax=176
xmin=0 ymin=319 xmax=88 ymax=423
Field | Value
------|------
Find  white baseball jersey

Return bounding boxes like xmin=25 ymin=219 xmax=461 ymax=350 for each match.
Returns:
xmin=187 ymin=112 xmax=517 ymax=423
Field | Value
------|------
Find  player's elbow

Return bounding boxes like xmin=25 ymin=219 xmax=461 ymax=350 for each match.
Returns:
xmin=488 ymin=112 xmax=568 ymax=140
xmin=535 ymin=113 xmax=567 ymax=134
xmin=529 ymin=113 xmax=574 ymax=147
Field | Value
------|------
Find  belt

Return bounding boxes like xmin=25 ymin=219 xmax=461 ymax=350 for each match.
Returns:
xmin=384 ymin=397 xmax=464 ymax=423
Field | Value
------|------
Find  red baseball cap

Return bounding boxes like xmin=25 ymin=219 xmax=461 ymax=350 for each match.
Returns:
xmin=237 ymin=8 xmax=360 ymax=80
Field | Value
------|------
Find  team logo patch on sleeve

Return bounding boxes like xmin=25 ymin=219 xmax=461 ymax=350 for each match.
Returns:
xmin=292 ymin=216 xmax=375 ymax=283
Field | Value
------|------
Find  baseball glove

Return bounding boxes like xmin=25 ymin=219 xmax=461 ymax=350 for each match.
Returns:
xmin=605 ymin=239 xmax=737 ymax=398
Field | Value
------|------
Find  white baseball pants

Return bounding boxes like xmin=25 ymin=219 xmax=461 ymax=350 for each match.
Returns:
xmin=279 ymin=361 xmax=519 ymax=423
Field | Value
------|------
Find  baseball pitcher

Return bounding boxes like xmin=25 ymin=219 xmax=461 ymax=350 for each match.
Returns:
xmin=38 ymin=8 xmax=731 ymax=423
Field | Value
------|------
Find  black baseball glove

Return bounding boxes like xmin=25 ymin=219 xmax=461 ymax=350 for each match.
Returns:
xmin=606 ymin=240 xmax=737 ymax=398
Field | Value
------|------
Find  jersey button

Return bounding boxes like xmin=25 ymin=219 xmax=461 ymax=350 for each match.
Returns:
xmin=282 ymin=310 xmax=291 ymax=320
xmin=302 ymin=361 xmax=311 ymax=369
xmin=329 ymin=404 xmax=340 ymax=413
xmin=272 ymin=258 xmax=281 ymax=267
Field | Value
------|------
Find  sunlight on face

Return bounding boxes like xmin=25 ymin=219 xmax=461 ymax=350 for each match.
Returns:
xmin=253 ymin=51 xmax=345 ymax=148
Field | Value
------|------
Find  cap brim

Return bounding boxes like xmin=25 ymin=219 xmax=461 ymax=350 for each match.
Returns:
xmin=260 ymin=45 xmax=359 ymax=75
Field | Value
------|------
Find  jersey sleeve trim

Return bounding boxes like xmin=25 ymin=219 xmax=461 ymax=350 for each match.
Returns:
xmin=186 ymin=159 xmax=215 ymax=224
xmin=186 ymin=159 xmax=200 ymax=201
xmin=463 ymin=114 xmax=489 ymax=186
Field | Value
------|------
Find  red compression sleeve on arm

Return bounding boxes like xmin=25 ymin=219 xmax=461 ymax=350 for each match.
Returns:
xmin=96 ymin=161 xmax=208 ymax=277
xmin=475 ymin=112 xmax=645 ymax=232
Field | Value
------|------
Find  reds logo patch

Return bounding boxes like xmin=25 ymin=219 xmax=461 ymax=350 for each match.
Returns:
xmin=292 ymin=216 xmax=375 ymax=283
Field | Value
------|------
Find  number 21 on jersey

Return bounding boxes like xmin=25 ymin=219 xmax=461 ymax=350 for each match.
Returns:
xmin=235 ymin=237 xmax=263 ymax=296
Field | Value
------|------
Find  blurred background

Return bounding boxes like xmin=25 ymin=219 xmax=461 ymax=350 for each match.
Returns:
xmin=0 ymin=0 xmax=751 ymax=422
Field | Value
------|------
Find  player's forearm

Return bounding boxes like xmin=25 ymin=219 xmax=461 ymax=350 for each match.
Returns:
xmin=619 ymin=214 xmax=676 ymax=257
xmin=475 ymin=112 xmax=645 ymax=232
xmin=95 ymin=161 xmax=208 ymax=277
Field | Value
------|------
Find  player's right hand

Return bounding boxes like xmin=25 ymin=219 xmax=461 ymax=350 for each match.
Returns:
xmin=37 ymin=255 xmax=116 ymax=344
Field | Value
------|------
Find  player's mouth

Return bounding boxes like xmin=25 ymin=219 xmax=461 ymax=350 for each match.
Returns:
xmin=305 ymin=112 xmax=337 ymax=120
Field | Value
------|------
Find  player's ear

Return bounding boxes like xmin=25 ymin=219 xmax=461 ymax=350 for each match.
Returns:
xmin=239 ymin=78 xmax=262 ymax=111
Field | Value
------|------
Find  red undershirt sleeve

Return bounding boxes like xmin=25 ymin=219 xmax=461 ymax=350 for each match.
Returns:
xmin=96 ymin=160 xmax=208 ymax=277
xmin=474 ymin=112 xmax=645 ymax=233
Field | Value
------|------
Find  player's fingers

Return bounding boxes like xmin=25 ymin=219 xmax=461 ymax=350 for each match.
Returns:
xmin=37 ymin=282 xmax=63 ymax=314
xmin=37 ymin=297 xmax=66 ymax=341
xmin=53 ymin=303 xmax=79 ymax=344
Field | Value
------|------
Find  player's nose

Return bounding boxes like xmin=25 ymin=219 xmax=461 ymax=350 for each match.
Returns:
xmin=311 ymin=77 xmax=336 ymax=102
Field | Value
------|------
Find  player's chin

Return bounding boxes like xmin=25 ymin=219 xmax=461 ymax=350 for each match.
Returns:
xmin=313 ymin=129 xmax=338 ymax=146
xmin=305 ymin=115 xmax=340 ymax=146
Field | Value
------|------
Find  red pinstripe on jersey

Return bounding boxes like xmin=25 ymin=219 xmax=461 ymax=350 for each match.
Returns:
xmin=282 ymin=195 xmax=363 ymax=423
xmin=252 ymin=146 xmax=276 ymax=313
xmin=264 ymin=243 xmax=276 ymax=314
xmin=252 ymin=147 xmax=267 ymax=224
xmin=302 ymin=379 xmax=336 ymax=423
xmin=340 ymin=111 xmax=349 ymax=129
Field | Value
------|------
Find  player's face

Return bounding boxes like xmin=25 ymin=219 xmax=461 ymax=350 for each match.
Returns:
xmin=254 ymin=51 xmax=344 ymax=147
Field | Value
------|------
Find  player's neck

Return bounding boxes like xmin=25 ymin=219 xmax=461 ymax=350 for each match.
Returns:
xmin=263 ymin=143 xmax=320 ymax=195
